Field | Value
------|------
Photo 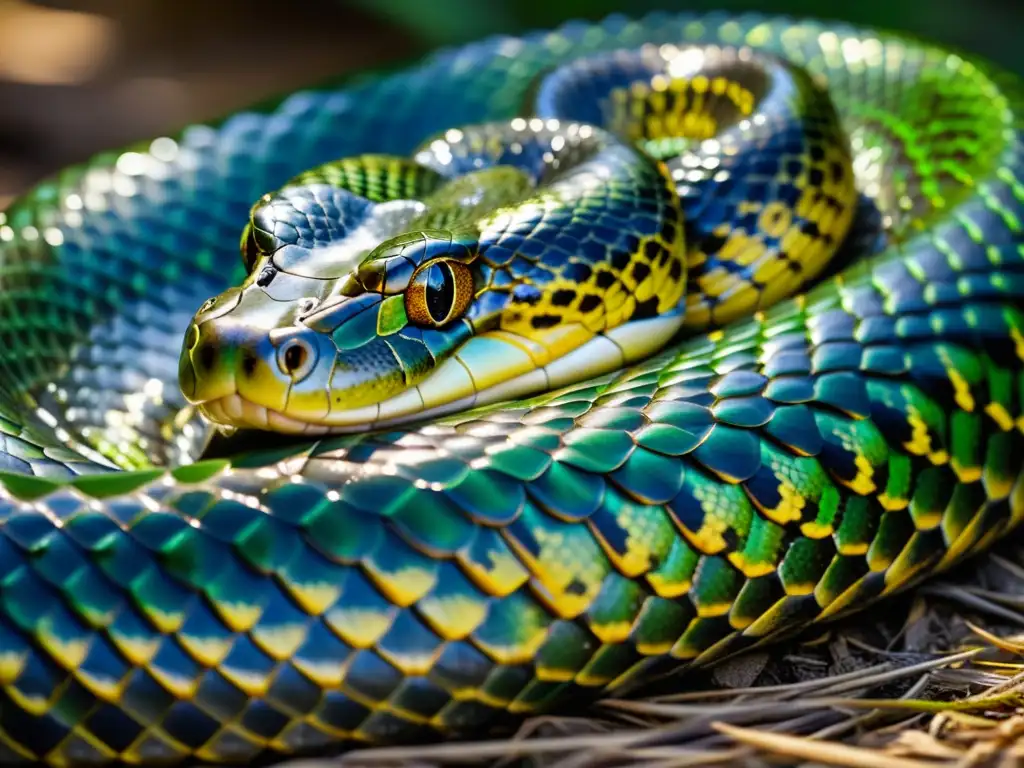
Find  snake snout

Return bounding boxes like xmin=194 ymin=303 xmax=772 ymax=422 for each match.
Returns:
xmin=179 ymin=311 xmax=297 ymax=422
xmin=179 ymin=316 xmax=260 ymax=406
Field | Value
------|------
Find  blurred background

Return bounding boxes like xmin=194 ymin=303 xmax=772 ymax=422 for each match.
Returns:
xmin=2 ymin=0 xmax=1023 ymax=209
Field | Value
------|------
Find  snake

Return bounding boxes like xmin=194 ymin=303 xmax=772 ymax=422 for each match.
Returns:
xmin=0 ymin=10 xmax=1022 ymax=766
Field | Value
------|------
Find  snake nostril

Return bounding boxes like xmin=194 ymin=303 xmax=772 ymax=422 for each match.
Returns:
xmin=196 ymin=343 xmax=217 ymax=373
xmin=240 ymin=349 xmax=258 ymax=378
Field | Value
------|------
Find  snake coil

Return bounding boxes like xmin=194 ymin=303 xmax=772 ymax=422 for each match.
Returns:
xmin=0 ymin=12 xmax=1022 ymax=767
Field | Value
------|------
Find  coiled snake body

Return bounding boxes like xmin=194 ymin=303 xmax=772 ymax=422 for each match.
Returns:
xmin=1 ymin=12 xmax=1023 ymax=766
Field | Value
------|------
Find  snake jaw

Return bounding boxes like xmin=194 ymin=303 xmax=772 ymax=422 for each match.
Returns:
xmin=198 ymin=394 xmax=335 ymax=435
xmin=192 ymin=311 xmax=686 ymax=435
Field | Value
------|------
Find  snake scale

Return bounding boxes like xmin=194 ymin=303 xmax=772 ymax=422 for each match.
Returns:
xmin=0 ymin=10 xmax=1023 ymax=766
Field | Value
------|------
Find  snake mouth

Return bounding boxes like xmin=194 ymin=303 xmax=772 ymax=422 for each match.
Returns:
xmin=199 ymin=395 xmax=335 ymax=435
xmin=198 ymin=314 xmax=685 ymax=435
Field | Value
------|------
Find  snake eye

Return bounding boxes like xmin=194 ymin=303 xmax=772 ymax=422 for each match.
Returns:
xmin=276 ymin=338 xmax=316 ymax=381
xmin=241 ymin=224 xmax=262 ymax=274
xmin=405 ymin=259 xmax=474 ymax=328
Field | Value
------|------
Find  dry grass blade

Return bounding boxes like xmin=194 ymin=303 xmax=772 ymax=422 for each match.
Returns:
xmin=965 ymin=621 xmax=1024 ymax=654
xmin=919 ymin=585 xmax=1024 ymax=626
xmin=645 ymin=662 xmax=895 ymax=702
xmin=712 ymin=722 xmax=940 ymax=768
xmin=338 ymin=733 xmax=642 ymax=764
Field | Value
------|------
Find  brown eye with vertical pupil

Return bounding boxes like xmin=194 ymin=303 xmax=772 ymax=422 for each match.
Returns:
xmin=405 ymin=259 xmax=474 ymax=328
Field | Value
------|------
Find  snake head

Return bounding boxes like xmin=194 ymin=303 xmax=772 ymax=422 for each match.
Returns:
xmin=179 ymin=202 xmax=486 ymax=433
xmin=179 ymin=122 xmax=690 ymax=435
